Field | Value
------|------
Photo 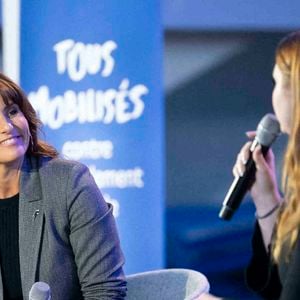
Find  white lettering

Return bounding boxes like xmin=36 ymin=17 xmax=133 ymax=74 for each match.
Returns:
xmin=67 ymin=42 xmax=86 ymax=81
xmin=101 ymin=40 xmax=117 ymax=77
xmin=53 ymin=39 xmax=75 ymax=74
xmin=88 ymin=165 xmax=144 ymax=189
xmin=53 ymin=39 xmax=117 ymax=81
xmin=28 ymin=80 xmax=147 ymax=129
xmin=62 ymin=139 xmax=113 ymax=160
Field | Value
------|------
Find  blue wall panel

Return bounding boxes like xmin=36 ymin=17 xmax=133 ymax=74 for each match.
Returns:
xmin=20 ymin=0 xmax=164 ymax=274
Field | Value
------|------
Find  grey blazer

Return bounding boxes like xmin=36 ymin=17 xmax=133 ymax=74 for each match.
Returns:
xmin=0 ymin=155 xmax=126 ymax=300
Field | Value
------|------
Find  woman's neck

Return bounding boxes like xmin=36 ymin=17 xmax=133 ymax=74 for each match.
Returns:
xmin=0 ymin=165 xmax=21 ymax=199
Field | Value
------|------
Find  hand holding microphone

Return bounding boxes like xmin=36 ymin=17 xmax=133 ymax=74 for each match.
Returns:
xmin=235 ymin=131 xmax=281 ymax=213
xmin=219 ymin=114 xmax=281 ymax=220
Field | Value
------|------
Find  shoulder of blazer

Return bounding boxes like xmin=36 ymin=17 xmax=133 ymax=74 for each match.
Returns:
xmin=26 ymin=155 xmax=88 ymax=174
xmin=21 ymin=155 xmax=89 ymax=194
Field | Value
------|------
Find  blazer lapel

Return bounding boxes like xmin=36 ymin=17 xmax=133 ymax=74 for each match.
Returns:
xmin=19 ymin=156 xmax=45 ymax=297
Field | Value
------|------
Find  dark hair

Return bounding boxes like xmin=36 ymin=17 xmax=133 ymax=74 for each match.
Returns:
xmin=0 ymin=73 xmax=58 ymax=158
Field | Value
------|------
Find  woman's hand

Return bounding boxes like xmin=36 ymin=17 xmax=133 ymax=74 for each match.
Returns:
xmin=232 ymin=131 xmax=282 ymax=215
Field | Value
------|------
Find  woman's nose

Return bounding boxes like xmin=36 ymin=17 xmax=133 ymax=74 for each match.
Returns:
xmin=0 ymin=115 xmax=13 ymax=133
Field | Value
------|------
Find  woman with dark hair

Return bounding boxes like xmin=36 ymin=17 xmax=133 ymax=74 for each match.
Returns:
xmin=0 ymin=73 xmax=126 ymax=299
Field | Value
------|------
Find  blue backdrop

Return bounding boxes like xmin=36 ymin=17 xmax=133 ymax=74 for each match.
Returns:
xmin=20 ymin=0 xmax=164 ymax=274
xmin=163 ymin=0 xmax=300 ymax=30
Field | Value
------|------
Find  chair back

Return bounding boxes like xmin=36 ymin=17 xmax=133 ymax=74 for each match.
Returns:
xmin=126 ymin=268 xmax=210 ymax=300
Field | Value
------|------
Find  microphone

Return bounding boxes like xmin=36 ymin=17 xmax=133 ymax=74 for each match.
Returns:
xmin=219 ymin=114 xmax=281 ymax=220
xmin=29 ymin=282 xmax=51 ymax=300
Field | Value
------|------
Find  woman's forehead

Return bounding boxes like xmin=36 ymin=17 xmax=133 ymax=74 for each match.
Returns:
xmin=0 ymin=93 xmax=17 ymax=105
xmin=0 ymin=95 xmax=17 ymax=107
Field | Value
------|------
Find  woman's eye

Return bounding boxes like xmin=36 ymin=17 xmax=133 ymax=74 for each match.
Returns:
xmin=8 ymin=106 xmax=19 ymax=117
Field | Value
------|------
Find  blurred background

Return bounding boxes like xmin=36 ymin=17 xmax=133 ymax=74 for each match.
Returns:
xmin=1 ymin=1 xmax=300 ymax=299
xmin=165 ymin=31 xmax=286 ymax=299
xmin=163 ymin=1 xmax=296 ymax=299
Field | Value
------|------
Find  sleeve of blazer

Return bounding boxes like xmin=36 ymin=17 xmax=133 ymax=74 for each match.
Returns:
xmin=245 ymin=222 xmax=281 ymax=300
xmin=66 ymin=162 xmax=126 ymax=299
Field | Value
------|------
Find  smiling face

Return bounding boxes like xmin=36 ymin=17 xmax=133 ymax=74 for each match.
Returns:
xmin=272 ymin=64 xmax=293 ymax=134
xmin=0 ymin=96 xmax=30 ymax=167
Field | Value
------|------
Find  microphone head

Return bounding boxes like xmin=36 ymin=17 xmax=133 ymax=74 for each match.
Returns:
xmin=256 ymin=113 xmax=281 ymax=146
xmin=29 ymin=282 xmax=51 ymax=300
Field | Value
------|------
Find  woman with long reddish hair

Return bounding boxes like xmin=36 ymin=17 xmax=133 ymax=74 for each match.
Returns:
xmin=243 ymin=31 xmax=300 ymax=300
xmin=200 ymin=31 xmax=300 ymax=300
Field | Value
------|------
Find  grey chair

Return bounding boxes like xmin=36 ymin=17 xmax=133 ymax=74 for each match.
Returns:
xmin=125 ymin=268 xmax=210 ymax=300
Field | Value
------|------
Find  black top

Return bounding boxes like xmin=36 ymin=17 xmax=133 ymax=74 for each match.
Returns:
xmin=0 ymin=194 xmax=23 ymax=300
xmin=246 ymin=222 xmax=300 ymax=299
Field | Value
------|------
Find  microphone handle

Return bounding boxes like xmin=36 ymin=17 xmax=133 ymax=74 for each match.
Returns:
xmin=219 ymin=143 xmax=269 ymax=220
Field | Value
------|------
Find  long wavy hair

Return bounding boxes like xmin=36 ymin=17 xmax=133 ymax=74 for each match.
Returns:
xmin=0 ymin=73 xmax=58 ymax=158
xmin=273 ymin=31 xmax=300 ymax=261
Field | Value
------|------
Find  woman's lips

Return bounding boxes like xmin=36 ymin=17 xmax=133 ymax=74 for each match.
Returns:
xmin=0 ymin=136 xmax=21 ymax=146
